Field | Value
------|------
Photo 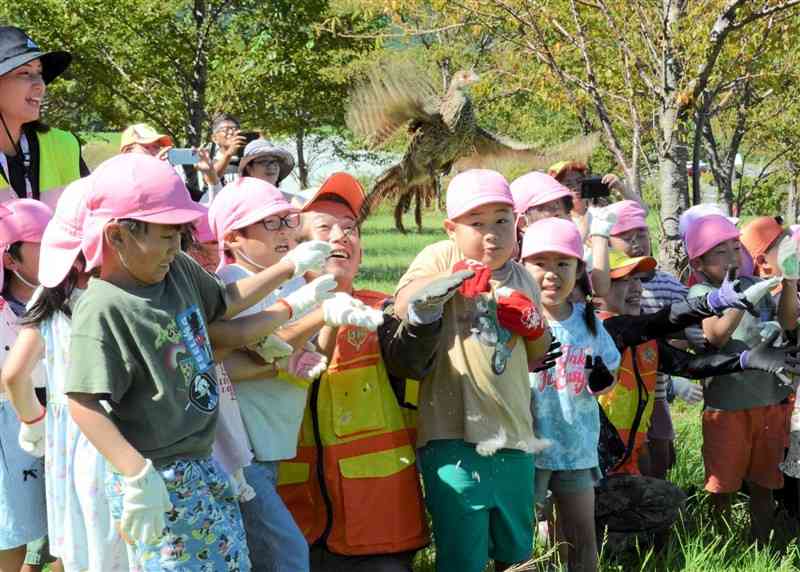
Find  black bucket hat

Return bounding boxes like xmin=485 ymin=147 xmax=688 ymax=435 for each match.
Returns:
xmin=0 ymin=26 xmax=71 ymax=84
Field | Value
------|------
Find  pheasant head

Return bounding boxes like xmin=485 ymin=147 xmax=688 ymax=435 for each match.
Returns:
xmin=449 ymin=69 xmax=479 ymax=92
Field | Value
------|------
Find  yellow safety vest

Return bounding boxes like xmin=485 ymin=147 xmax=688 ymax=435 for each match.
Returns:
xmin=0 ymin=128 xmax=81 ymax=207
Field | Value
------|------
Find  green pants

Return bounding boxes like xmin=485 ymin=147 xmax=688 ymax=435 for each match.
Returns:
xmin=418 ymin=439 xmax=535 ymax=572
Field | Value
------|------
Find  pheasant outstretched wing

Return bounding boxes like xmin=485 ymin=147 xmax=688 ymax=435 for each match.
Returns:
xmin=346 ymin=61 xmax=442 ymax=149
xmin=454 ymin=129 xmax=600 ymax=173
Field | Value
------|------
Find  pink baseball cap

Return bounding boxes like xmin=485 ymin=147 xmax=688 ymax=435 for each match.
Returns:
xmin=510 ymin=172 xmax=572 ymax=213
xmin=38 ymin=177 xmax=93 ymax=288
xmin=208 ymin=177 xmax=297 ymax=243
xmin=685 ymin=214 xmax=741 ymax=260
xmin=446 ymin=169 xmax=513 ymax=220
xmin=81 ymin=153 xmax=205 ymax=271
xmin=520 ymin=217 xmax=583 ymax=260
xmin=192 ymin=204 xmax=215 ymax=243
xmin=0 ymin=199 xmax=54 ymax=291
xmin=607 ymin=200 xmax=647 ymax=236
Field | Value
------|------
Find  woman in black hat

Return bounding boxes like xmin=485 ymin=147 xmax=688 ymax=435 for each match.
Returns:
xmin=0 ymin=26 xmax=88 ymax=208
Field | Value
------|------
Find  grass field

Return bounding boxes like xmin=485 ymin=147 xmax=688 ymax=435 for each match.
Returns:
xmin=355 ymin=210 xmax=800 ymax=572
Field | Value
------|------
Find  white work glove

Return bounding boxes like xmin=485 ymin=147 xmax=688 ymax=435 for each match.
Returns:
xmin=322 ymin=293 xmax=384 ymax=331
xmin=282 ymin=240 xmax=332 ymax=277
xmin=230 ymin=468 xmax=256 ymax=503
xmin=282 ymin=274 xmax=337 ymax=317
xmin=588 ymin=206 xmax=617 ymax=238
xmin=672 ymin=377 xmax=703 ymax=404
xmin=742 ymin=276 xmax=781 ymax=307
xmin=121 ymin=459 xmax=173 ymax=545
xmin=287 ymin=344 xmax=328 ymax=380
xmin=18 ymin=413 xmax=46 ymax=458
xmin=778 ymin=235 xmax=800 ymax=280
xmin=248 ymin=335 xmax=293 ymax=364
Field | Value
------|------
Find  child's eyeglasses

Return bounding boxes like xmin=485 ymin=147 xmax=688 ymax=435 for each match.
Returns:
xmin=262 ymin=213 xmax=301 ymax=231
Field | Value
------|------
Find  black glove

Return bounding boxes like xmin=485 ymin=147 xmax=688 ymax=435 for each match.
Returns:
xmin=586 ymin=355 xmax=616 ymax=394
xmin=740 ymin=330 xmax=800 ymax=376
xmin=530 ymin=339 xmax=562 ymax=373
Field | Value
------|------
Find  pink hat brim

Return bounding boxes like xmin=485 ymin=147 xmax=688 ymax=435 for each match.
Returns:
xmin=521 ymin=241 xmax=583 ymax=261
xmin=38 ymin=223 xmax=82 ymax=288
xmin=525 ymin=188 xmax=572 ymax=211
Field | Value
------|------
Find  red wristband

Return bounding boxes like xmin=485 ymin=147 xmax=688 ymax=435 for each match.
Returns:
xmin=276 ymin=298 xmax=293 ymax=320
xmin=20 ymin=407 xmax=46 ymax=425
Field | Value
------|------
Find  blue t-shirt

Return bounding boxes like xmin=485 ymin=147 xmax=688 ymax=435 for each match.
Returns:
xmin=531 ymin=303 xmax=621 ymax=470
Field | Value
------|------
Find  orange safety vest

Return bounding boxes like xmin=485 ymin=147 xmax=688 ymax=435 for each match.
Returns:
xmin=277 ymin=290 xmax=429 ymax=556
xmin=597 ymin=312 xmax=659 ymax=475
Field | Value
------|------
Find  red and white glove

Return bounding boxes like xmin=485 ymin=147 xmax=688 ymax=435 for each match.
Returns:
xmin=452 ymin=259 xmax=492 ymax=298
xmin=495 ymin=288 xmax=546 ymax=340
xmin=288 ymin=345 xmax=328 ymax=380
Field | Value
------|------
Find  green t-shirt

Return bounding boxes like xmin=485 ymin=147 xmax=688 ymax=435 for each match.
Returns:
xmin=65 ymin=252 xmax=228 ymax=466
xmin=689 ymin=277 xmax=791 ymax=411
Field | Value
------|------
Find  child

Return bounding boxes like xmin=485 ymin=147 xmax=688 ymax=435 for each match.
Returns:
xmin=2 ymin=179 xmax=129 ymax=572
xmin=208 ymin=176 xmax=312 ymax=571
xmin=395 ymin=169 xmax=550 ymax=572
xmin=741 ymin=216 xmax=790 ymax=280
xmin=605 ymin=199 xmax=690 ymax=479
xmin=686 ymin=214 xmax=798 ymax=543
xmin=0 ymin=199 xmax=55 ymax=572
xmin=520 ymin=217 xmax=621 ymax=571
xmin=63 ymin=154 xmax=335 ymax=570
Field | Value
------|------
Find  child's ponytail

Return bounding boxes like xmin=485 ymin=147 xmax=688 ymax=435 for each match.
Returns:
xmin=576 ymin=266 xmax=597 ymax=336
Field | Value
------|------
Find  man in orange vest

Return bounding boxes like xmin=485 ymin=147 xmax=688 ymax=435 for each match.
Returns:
xmin=276 ymin=172 xmax=457 ymax=571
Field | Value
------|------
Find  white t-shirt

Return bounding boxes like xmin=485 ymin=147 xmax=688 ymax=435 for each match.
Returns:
xmin=217 ymin=264 xmax=308 ymax=462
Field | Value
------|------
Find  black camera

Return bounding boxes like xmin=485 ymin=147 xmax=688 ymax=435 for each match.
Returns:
xmin=580 ymin=176 xmax=610 ymax=200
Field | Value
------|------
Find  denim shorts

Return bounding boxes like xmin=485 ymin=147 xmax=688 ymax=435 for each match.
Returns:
xmin=106 ymin=457 xmax=250 ymax=571
xmin=0 ymin=402 xmax=47 ymax=550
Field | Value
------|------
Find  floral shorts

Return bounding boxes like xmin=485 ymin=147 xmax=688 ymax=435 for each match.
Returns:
xmin=106 ymin=457 xmax=250 ymax=572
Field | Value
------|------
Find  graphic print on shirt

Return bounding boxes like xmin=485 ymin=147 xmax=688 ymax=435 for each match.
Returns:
xmin=469 ymin=296 xmax=513 ymax=375
xmin=152 ymin=306 xmax=219 ymax=415
xmin=176 ymin=306 xmax=218 ymax=414
xmin=538 ymin=344 xmax=589 ymax=395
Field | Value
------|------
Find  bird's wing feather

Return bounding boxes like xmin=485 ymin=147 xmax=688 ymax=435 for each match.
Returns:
xmin=346 ymin=62 xmax=441 ymax=149
xmin=453 ymin=129 xmax=601 ymax=174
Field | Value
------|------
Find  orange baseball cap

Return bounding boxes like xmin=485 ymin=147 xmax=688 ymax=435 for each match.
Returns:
xmin=609 ymin=249 xmax=657 ymax=279
xmin=301 ymin=172 xmax=366 ymax=216
xmin=741 ymin=216 xmax=785 ymax=258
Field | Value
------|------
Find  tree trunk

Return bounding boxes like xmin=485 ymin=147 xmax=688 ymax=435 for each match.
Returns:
xmin=657 ymin=0 xmax=691 ymax=276
xmin=787 ymin=161 xmax=799 ymax=224
xmin=183 ymin=0 xmax=210 ymax=200
xmin=295 ymin=127 xmax=309 ymax=189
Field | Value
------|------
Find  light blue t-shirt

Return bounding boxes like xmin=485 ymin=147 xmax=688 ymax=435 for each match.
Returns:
xmin=217 ymin=263 xmax=307 ymax=462
xmin=531 ymin=303 xmax=621 ymax=471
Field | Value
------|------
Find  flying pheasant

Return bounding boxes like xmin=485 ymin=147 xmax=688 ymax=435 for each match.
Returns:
xmin=347 ymin=61 xmax=598 ymax=229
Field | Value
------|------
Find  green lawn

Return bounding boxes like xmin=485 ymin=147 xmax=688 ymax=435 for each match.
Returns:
xmin=354 ymin=210 xmax=800 ymax=571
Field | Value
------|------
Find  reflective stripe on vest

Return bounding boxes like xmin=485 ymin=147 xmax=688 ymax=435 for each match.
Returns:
xmin=277 ymin=290 xmax=429 ymax=555
xmin=0 ymin=128 xmax=80 ymax=206
xmin=598 ymin=341 xmax=659 ymax=475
